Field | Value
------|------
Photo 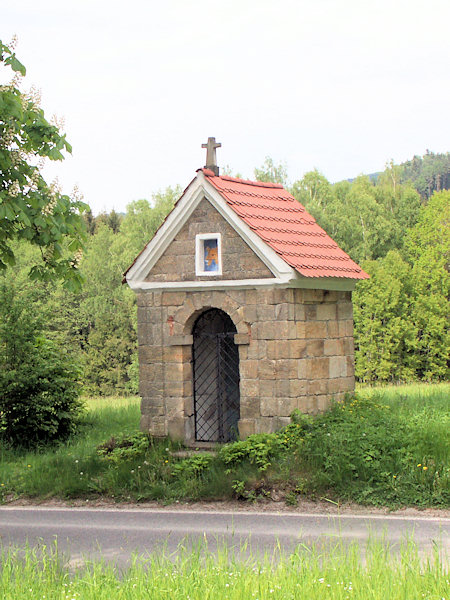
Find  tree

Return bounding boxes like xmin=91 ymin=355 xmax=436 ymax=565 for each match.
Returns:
xmin=0 ymin=39 xmax=87 ymax=291
xmin=254 ymin=157 xmax=288 ymax=185
xmin=401 ymin=151 xmax=450 ymax=200
xmin=403 ymin=191 xmax=449 ymax=380
xmin=291 ymin=169 xmax=333 ymax=208
xmin=353 ymin=251 xmax=415 ymax=382
xmin=353 ymin=190 xmax=449 ymax=383
xmin=119 ymin=186 xmax=180 ymax=265
xmin=290 ymin=170 xmax=335 ymax=240
xmin=0 ymin=281 xmax=83 ymax=448
xmin=77 ymin=223 xmax=137 ymax=395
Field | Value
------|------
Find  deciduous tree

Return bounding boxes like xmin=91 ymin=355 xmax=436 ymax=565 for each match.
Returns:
xmin=0 ymin=39 xmax=87 ymax=290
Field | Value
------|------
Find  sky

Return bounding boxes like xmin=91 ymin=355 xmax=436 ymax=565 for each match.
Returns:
xmin=3 ymin=0 xmax=449 ymax=215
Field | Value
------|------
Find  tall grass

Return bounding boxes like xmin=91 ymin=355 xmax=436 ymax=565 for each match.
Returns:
xmin=0 ymin=385 xmax=448 ymax=507
xmin=360 ymin=383 xmax=450 ymax=466
xmin=0 ymin=396 xmax=140 ymax=500
xmin=0 ymin=539 xmax=447 ymax=599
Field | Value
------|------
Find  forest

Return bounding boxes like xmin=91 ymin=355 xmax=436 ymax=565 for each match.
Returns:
xmin=2 ymin=151 xmax=448 ymax=396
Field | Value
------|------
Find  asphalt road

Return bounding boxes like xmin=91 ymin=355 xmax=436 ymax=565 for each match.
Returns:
xmin=1 ymin=507 xmax=448 ymax=569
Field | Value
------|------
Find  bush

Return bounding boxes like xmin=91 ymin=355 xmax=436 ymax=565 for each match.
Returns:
xmin=0 ymin=283 xmax=84 ymax=448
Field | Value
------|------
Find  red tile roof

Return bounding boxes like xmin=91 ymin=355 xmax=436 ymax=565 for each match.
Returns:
xmin=203 ymin=169 xmax=369 ymax=280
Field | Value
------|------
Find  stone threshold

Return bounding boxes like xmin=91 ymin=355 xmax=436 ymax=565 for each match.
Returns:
xmin=171 ymin=449 xmax=218 ymax=458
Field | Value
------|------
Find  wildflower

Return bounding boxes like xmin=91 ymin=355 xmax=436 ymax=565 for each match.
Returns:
xmin=131 ymin=470 xmax=135 ymax=473
xmin=417 ymin=464 xmax=422 ymax=467
xmin=393 ymin=475 xmax=397 ymax=479
xmin=423 ymin=466 xmax=428 ymax=470
xmin=165 ymin=460 xmax=168 ymax=463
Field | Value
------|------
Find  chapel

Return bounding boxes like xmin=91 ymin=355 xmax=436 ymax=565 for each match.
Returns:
xmin=124 ymin=139 xmax=368 ymax=446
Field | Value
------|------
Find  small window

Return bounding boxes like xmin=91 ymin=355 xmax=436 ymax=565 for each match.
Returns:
xmin=196 ymin=233 xmax=222 ymax=276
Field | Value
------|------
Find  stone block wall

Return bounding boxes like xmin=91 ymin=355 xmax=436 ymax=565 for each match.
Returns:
xmin=137 ymin=286 xmax=355 ymax=445
xmin=146 ymin=198 xmax=273 ymax=282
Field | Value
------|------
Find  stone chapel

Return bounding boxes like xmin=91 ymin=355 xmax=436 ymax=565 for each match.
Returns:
xmin=124 ymin=139 xmax=369 ymax=447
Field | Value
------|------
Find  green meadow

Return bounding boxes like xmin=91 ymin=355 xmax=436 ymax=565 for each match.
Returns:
xmin=0 ymin=383 xmax=448 ymax=508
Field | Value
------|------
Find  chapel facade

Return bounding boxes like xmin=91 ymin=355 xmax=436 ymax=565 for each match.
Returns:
xmin=125 ymin=139 xmax=368 ymax=446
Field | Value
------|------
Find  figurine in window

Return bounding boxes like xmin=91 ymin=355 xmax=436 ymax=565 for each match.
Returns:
xmin=204 ymin=239 xmax=219 ymax=272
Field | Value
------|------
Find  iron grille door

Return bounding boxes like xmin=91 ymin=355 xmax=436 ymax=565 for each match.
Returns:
xmin=192 ymin=310 xmax=240 ymax=443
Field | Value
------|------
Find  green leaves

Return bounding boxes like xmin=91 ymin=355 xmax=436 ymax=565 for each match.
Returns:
xmin=0 ymin=39 xmax=87 ymax=289
xmin=0 ymin=281 xmax=84 ymax=449
xmin=353 ymin=191 xmax=450 ymax=384
xmin=254 ymin=156 xmax=289 ymax=186
xmin=0 ymin=41 xmax=26 ymax=75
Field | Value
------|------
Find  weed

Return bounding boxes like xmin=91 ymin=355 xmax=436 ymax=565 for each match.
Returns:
xmin=172 ymin=454 xmax=214 ymax=478
xmin=97 ymin=432 xmax=150 ymax=464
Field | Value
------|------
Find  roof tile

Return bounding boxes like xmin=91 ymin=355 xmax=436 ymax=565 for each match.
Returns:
xmin=204 ymin=169 xmax=369 ymax=280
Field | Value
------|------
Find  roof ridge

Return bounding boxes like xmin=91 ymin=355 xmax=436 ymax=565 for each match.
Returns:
xmin=201 ymin=168 xmax=284 ymax=189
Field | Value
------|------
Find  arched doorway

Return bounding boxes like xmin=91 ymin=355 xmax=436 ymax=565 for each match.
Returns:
xmin=192 ymin=308 xmax=240 ymax=443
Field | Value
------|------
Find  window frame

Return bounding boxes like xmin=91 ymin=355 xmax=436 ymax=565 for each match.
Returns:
xmin=195 ymin=233 xmax=222 ymax=276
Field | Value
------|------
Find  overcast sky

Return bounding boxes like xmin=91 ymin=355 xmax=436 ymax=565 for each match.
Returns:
xmin=3 ymin=0 xmax=449 ymax=214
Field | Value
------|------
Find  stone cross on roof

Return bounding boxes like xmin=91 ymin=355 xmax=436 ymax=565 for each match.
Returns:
xmin=202 ymin=137 xmax=221 ymax=176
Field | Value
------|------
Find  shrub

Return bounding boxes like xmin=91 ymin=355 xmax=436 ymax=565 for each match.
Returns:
xmin=217 ymin=392 xmax=448 ymax=507
xmin=97 ymin=432 xmax=150 ymax=463
xmin=0 ymin=283 xmax=84 ymax=448
xmin=219 ymin=433 xmax=283 ymax=472
xmin=171 ymin=454 xmax=214 ymax=478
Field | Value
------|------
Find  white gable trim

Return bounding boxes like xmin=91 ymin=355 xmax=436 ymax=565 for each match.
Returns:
xmin=125 ymin=171 xmax=297 ymax=287
xmin=126 ymin=176 xmax=204 ymax=283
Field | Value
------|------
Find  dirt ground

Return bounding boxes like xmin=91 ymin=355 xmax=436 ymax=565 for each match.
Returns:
xmin=5 ymin=495 xmax=449 ymax=518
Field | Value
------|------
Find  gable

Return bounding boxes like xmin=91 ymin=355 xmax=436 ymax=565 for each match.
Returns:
xmin=124 ymin=169 xmax=366 ymax=292
xmin=145 ymin=198 xmax=274 ymax=282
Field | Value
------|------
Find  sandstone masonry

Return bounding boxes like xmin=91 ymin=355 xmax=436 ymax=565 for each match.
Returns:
xmin=146 ymin=198 xmax=273 ymax=282
xmin=137 ymin=286 xmax=355 ymax=444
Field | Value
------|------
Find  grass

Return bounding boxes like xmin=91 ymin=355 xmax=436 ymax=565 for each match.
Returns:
xmin=0 ymin=396 xmax=141 ymax=500
xmin=0 ymin=384 xmax=448 ymax=507
xmin=361 ymin=383 xmax=450 ymax=467
xmin=0 ymin=538 xmax=447 ymax=599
